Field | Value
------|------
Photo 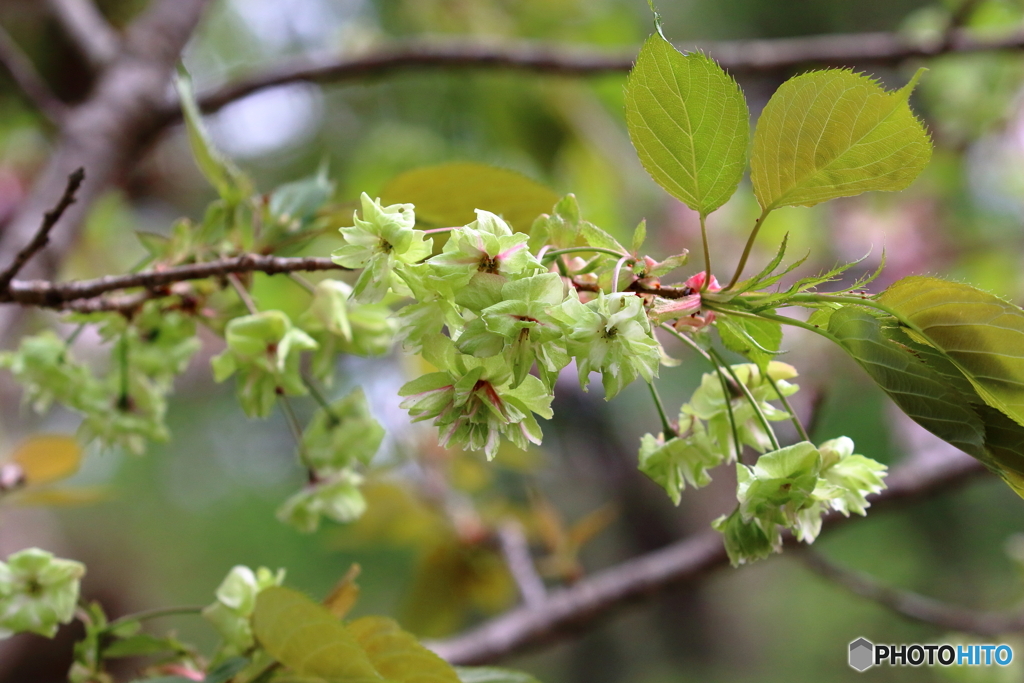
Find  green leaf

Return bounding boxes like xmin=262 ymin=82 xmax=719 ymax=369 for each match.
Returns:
xmin=751 ymin=68 xmax=931 ymax=210
xmin=828 ymin=306 xmax=987 ymax=459
xmin=252 ymin=587 xmax=381 ymax=681
xmin=174 ymin=69 xmax=252 ymax=205
xmin=454 ymin=667 xmax=542 ymax=683
xmin=716 ymin=315 xmax=782 ymax=372
xmin=579 ymin=222 xmax=627 ymax=254
xmin=102 ymin=633 xmax=179 ymax=658
xmin=380 ymin=162 xmax=559 ymax=231
xmin=631 ymin=219 xmax=647 ymax=254
xmin=625 ymin=34 xmax=749 ymax=216
xmin=347 ymin=616 xmax=460 ymax=683
xmin=203 ymin=657 xmax=250 ymax=683
xmin=879 ymin=276 xmax=1024 ymax=428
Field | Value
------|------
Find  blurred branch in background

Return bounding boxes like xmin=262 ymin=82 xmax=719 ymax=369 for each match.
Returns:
xmin=0 ymin=24 xmax=67 ymax=124
xmin=800 ymin=550 xmax=1024 ymax=637
xmin=431 ymin=445 xmax=986 ymax=665
xmin=46 ymin=0 xmax=120 ymax=70
xmin=0 ymin=0 xmax=211 ymax=346
xmin=188 ymin=27 xmax=1024 ymax=120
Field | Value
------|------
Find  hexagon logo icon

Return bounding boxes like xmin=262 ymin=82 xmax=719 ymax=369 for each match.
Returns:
xmin=849 ymin=638 xmax=874 ymax=672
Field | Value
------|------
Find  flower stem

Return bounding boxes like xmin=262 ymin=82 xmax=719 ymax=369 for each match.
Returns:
xmin=108 ymin=605 xmax=204 ymax=629
xmin=658 ymin=323 xmax=713 ymax=365
xmin=647 ymin=381 xmax=676 ymax=438
xmin=279 ymin=394 xmax=314 ymax=472
xmin=767 ymin=373 xmax=810 ymax=442
xmin=301 ymin=372 xmax=340 ymax=426
xmin=699 ymin=213 xmax=712 ymax=292
xmin=228 ymin=273 xmax=258 ymax=315
xmin=612 ymin=255 xmax=630 ymax=292
xmin=709 ymin=346 xmax=781 ymax=452
xmin=706 ymin=351 xmax=744 ymax=463
xmin=541 ymin=247 xmax=627 ymax=264
xmin=288 ymin=272 xmax=317 ymax=294
xmin=726 ymin=207 xmax=772 ymax=290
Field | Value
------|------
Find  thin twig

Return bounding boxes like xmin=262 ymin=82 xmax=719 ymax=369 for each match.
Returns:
xmin=0 ymin=168 xmax=84 ymax=292
xmin=801 ymin=550 xmax=1024 ymax=637
xmin=0 ymin=23 xmax=67 ymax=124
xmin=496 ymin=521 xmax=547 ymax=610
xmin=3 ymin=254 xmax=346 ymax=308
xmin=187 ymin=28 xmax=1024 ymax=121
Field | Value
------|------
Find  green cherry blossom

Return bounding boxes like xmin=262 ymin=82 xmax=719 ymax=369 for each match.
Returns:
xmin=211 ymin=311 xmax=318 ymax=418
xmin=332 ymin=193 xmax=432 ymax=303
xmin=0 ymin=548 xmax=86 ymax=639
xmin=554 ymin=291 xmax=660 ymax=400
xmin=203 ymin=565 xmax=285 ymax=657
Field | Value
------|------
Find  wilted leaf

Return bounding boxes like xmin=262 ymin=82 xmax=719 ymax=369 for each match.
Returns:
xmin=348 ymin=616 xmax=460 ymax=683
xmin=751 ymin=68 xmax=931 ymax=210
xmin=323 ymin=564 xmax=361 ymax=620
xmin=625 ymin=34 xmax=749 ymax=216
xmin=380 ymin=163 xmax=559 ymax=231
xmin=11 ymin=435 xmax=81 ymax=485
xmin=252 ymin=587 xmax=381 ymax=681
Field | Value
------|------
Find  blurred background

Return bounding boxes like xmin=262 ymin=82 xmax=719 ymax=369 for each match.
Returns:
xmin=2 ymin=0 xmax=1024 ymax=681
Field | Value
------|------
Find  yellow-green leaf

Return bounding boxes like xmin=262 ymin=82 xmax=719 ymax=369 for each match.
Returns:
xmin=828 ymin=306 xmax=987 ymax=459
xmin=380 ymin=163 xmax=559 ymax=231
xmin=751 ymin=68 xmax=931 ymax=210
xmin=879 ymin=276 xmax=1024 ymax=428
xmin=829 ymin=305 xmax=1024 ymax=497
xmin=252 ymin=587 xmax=381 ymax=682
xmin=11 ymin=435 xmax=81 ymax=485
xmin=347 ymin=616 xmax=459 ymax=683
xmin=625 ymin=35 xmax=749 ymax=216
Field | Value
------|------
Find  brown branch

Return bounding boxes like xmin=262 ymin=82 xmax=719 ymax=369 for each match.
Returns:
xmin=0 ymin=168 xmax=84 ymax=292
xmin=2 ymin=254 xmax=346 ymax=309
xmin=801 ymin=550 xmax=1024 ymax=636
xmin=47 ymin=0 xmax=120 ymax=70
xmin=497 ymin=521 xmax=547 ymax=610
xmin=0 ymin=23 xmax=67 ymax=124
xmin=429 ymin=446 xmax=986 ymax=665
xmin=186 ymin=28 xmax=1024 ymax=119
xmin=0 ymin=0 xmax=212 ymax=347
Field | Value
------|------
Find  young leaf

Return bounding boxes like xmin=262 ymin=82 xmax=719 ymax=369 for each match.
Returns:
xmin=625 ymin=34 xmax=749 ymax=216
xmin=380 ymin=162 xmax=559 ymax=231
xmin=631 ymin=219 xmax=647 ymax=254
xmin=252 ymin=586 xmax=381 ymax=681
xmin=751 ymin=68 xmax=931 ymax=210
xmin=716 ymin=315 xmax=783 ymax=372
xmin=174 ymin=70 xmax=252 ymax=205
xmin=347 ymin=616 xmax=460 ymax=683
xmin=879 ymin=276 xmax=1024 ymax=428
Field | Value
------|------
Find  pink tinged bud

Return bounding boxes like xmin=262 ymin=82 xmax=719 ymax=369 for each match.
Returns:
xmin=683 ymin=271 xmax=721 ymax=292
xmin=651 ymin=294 xmax=702 ymax=319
